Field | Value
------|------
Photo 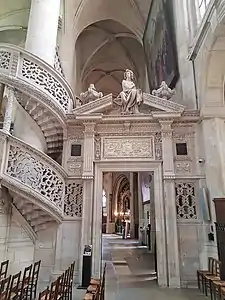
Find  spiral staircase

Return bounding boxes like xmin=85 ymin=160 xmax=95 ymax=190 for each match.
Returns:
xmin=0 ymin=43 xmax=75 ymax=239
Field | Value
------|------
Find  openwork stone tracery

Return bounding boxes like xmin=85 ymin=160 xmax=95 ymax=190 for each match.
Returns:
xmin=64 ymin=182 xmax=83 ymax=217
xmin=0 ymin=51 xmax=11 ymax=70
xmin=21 ymin=58 xmax=71 ymax=112
xmin=175 ymin=182 xmax=197 ymax=219
xmin=6 ymin=144 xmax=64 ymax=208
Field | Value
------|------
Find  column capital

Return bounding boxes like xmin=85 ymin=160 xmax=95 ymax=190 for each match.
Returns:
xmin=159 ymin=119 xmax=174 ymax=129
xmin=83 ymin=122 xmax=96 ymax=134
xmin=159 ymin=120 xmax=173 ymax=138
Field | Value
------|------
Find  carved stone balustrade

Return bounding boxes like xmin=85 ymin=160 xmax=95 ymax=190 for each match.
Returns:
xmin=0 ymin=130 xmax=67 ymax=222
xmin=0 ymin=43 xmax=74 ymax=116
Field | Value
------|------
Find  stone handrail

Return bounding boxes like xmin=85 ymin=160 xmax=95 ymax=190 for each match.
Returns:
xmin=0 ymin=131 xmax=67 ymax=221
xmin=0 ymin=43 xmax=74 ymax=114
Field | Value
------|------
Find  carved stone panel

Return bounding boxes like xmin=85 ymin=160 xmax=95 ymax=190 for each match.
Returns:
xmin=102 ymin=137 xmax=154 ymax=159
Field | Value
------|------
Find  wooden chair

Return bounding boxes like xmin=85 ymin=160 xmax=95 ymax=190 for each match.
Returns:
xmin=197 ymin=257 xmax=214 ymax=292
xmin=0 ymin=275 xmax=12 ymax=300
xmin=7 ymin=271 xmax=21 ymax=300
xmin=38 ymin=286 xmax=49 ymax=300
xmin=67 ymin=262 xmax=75 ymax=300
xmin=27 ymin=260 xmax=41 ymax=300
xmin=49 ymin=277 xmax=61 ymax=300
xmin=61 ymin=268 xmax=70 ymax=300
xmin=203 ymin=259 xmax=221 ymax=298
xmin=100 ymin=263 xmax=106 ymax=300
xmin=211 ymin=280 xmax=225 ymax=300
xmin=18 ymin=264 xmax=33 ymax=300
xmin=0 ymin=260 xmax=9 ymax=280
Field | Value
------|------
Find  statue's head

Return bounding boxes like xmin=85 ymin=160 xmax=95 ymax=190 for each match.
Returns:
xmin=124 ymin=69 xmax=134 ymax=80
xmin=89 ymin=84 xmax=96 ymax=90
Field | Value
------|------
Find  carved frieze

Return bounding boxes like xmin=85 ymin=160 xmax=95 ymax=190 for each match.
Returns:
xmin=102 ymin=137 xmax=154 ymax=159
xmin=67 ymin=160 xmax=82 ymax=176
xmin=175 ymin=161 xmax=191 ymax=174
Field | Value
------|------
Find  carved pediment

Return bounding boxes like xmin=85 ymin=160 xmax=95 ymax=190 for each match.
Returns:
xmin=73 ymin=92 xmax=185 ymax=116
xmin=142 ymin=93 xmax=185 ymax=113
xmin=73 ymin=94 xmax=113 ymax=115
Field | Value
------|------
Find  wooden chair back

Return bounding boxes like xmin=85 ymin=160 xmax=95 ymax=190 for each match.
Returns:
xmin=19 ymin=264 xmax=33 ymax=300
xmin=49 ymin=277 xmax=60 ymax=300
xmin=8 ymin=271 xmax=21 ymax=300
xmin=0 ymin=275 xmax=11 ymax=300
xmin=29 ymin=260 xmax=41 ymax=300
xmin=38 ymin=286 xmax=49 ymax=300
xmin=0 ymin=260 xmax=9 ymax=280
xmin=208 ymin=257 xmax=214 ymax=273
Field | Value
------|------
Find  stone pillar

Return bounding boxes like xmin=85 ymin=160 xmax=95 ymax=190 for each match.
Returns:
xmin=79 ymin=122 xmax=95 ymax=282
xmin=25 ymin=0 xmax=60 ymax=66
xmin=133 ymin=173 xmax=139 ymax=239
xmin=138 ymin=172 xmax=144 ymax=239
xmin=129 ymin=172 xmax=135 ymax=238
xmin=160 ymin=120 xmax=180 ymax=288
xmin=3 ymin=87 xmax=15 ymax=133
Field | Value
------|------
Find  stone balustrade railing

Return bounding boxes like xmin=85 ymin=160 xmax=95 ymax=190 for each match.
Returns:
xmin=0 ymin=131 xmax=67 ymax=221
xmin=0 ymin=43 xmax=74 ymax=114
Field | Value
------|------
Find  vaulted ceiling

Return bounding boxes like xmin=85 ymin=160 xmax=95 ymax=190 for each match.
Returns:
xmin=75 ymin=20 xmax=147 ymax=96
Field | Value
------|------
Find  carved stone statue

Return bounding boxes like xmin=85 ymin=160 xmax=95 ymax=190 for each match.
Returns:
xmin=152 ymin=81 xmax=175 ymax=100
xmin=79 ymin=84 xmax=103 ymax=105
xmin=115 ymin=69 xmax=143 ymax=114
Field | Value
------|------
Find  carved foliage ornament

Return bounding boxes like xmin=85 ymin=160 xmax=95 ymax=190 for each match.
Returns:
xmin=6 ymin=145 xmax=63 ymax=208
xmin=152 ymin=81 xmax=175 ymax=100
xmin=64 ymin=182 xmax=83 ymax=217
xmin=103 ymin=137 xmax=154 ymax=159
xmin=21 ymin=58 xmax=71 ymax=112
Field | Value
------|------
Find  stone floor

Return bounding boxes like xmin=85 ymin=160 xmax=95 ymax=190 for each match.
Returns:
xmin=102 ymin=234 xmax=206 ymax=300
xmin=73 ymin=234 xmax=207 ymax=300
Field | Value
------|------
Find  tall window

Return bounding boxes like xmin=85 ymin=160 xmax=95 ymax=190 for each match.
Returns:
xmin=196 ymin=0 xmax=211 ymax=21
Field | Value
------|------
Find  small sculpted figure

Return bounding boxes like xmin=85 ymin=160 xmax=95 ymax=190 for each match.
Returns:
xmin=79 ymin=84 xmax=103 ymax=105
xmin=115 ymin=69 xmax=143 ymax=114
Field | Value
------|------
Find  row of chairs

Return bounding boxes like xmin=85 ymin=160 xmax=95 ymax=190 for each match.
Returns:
xmin=0 ymin=260 xmax=41 ymax=300
xmin=197 ymin=256 xmax=225 ymax=300
xmin=38 ymin=261 xmax=75 ymax=300
xmin=84 ymin=263 xmax=106 ymax=300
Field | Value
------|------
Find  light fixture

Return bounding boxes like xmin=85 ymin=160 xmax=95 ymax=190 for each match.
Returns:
xmin=114 ymin=211 xmax=118 ymax=217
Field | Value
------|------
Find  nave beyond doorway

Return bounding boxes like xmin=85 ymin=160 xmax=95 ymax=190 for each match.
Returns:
xmin=102 ymin=172 xmax=155 ymax=249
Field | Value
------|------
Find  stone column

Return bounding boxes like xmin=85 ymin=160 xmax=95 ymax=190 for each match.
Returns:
xmin=25 ymin=0 xmax=60 ymax=66
xmin=133 ymin=172 xmax=139 ymax=239
xmin=129 ymin=172 xmax=135 ymax=238
xmin=3 ymin=87 xmax=15 ymax=133
xmin=160 ymin=120 xmax=180 ymax=288
xmin=138 ymin=172 xmax=144 ymax=240
xmin=79 ymin=122 xmax=95 ymax=282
